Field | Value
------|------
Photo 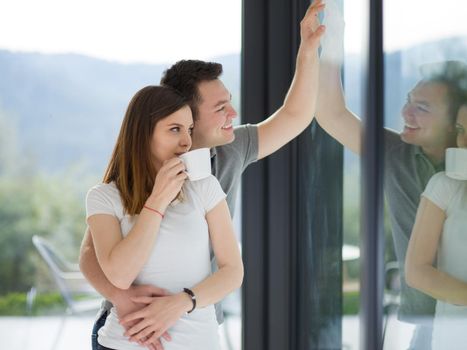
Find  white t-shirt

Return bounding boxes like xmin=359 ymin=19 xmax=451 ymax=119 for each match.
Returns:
xmin=86 ymin=175 xmax=226 ymax=350
xmin=422 ymin=172 xmax=467 ymax=350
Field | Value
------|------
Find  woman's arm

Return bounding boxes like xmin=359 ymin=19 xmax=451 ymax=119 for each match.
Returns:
xmin=120 ymin=199 xmax=243 ymax=346
xmin=88 ymin=158 xmax=187 ymax=289
xmin=88 ymin=210 xmax=164 ymax=290
xmin=191 ymin=199 xmax=244 ymax=306
xmin=405 ymin=197 xmax=467 ymax=305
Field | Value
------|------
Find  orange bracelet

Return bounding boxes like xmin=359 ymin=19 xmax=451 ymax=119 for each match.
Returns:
xmin=143 ymin=205 xmax=164 ymax=218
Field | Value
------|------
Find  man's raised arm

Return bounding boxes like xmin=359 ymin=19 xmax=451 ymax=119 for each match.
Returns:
xmin=315 ymin=0 xmax=362 ymax=155
xmin=256 ymin=0 xmax=325 ymax=160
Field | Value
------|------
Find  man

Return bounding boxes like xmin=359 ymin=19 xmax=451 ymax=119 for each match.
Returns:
xmin=317 ymin=1 xmax=467 ymax=349
xmin=80 ymin=1 xmax=325 ymax=349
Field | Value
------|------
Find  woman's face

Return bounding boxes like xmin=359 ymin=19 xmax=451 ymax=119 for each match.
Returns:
xmin=455 ymin=105 xmax=467 ymax=148
xmin=150 ymin=105 xmax=193 ymax=171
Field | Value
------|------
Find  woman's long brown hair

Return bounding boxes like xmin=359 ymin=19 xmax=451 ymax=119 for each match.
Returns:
xmin=103 ymin=86 xmax=188 ymax=216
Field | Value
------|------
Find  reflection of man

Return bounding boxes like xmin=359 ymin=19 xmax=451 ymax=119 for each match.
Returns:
xmin=79 ymin=2 xmax=325 ymax=349
xmin=317 ymin=1 xmax=467 ymax=349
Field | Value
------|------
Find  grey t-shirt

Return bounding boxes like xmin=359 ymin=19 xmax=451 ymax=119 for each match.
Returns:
xmin=212 ymin=124 xmax=259 ymax=214
xmin=211 ymin=124 xmax=259 ymax=323
xmin=384 ymin=129 xmax=443 ymax=323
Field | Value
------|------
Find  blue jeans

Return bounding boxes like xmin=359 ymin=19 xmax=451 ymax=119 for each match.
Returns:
xmin=92 ymin=310 xmax=109 ymax=350
xmin=97 ymin=345 xmax=115 ymax=350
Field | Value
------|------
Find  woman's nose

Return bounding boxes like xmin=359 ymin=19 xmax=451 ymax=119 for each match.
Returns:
xmin=181 ymin=131 xmax=192 ymax=148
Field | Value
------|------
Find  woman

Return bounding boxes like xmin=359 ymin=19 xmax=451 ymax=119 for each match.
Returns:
xmin=406 ymin=103 xmax=467 ymax=349
xmin=86 ymin=85 xmax=243 ymax=350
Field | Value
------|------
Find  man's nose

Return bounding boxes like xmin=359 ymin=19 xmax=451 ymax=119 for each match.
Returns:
xmin=403 ymin=104 xmax=415 ymax=118
xmin=228 ymin=105 xmax=238 ymax=119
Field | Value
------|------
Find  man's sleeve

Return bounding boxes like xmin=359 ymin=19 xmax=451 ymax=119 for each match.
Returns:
xmin=233 ymin=124 xmax=258 ymax=170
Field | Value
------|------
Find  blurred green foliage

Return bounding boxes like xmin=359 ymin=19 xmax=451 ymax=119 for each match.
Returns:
xmin=0 ymin=110 xmax=98 ymax=305
xmin=0 ymin=292 xmax=66 ymax=316
xmin=343 ymin=291 xmax=360 ymax=315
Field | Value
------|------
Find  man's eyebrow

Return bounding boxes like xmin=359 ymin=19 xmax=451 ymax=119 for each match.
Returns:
xmin=414 ymin=100 xmax=430 ymax=107
xmin=214 ymin=99 xmax=230 ymax=108
xmin=408 ymin=93 xmax=430 ymax=107
xmin=214 ymin=94 xmax=232 ymax=108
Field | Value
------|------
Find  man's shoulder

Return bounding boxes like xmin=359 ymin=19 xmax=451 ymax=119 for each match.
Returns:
xmin=216 ymin=123 xmax=258 ymax=154
xmin=233 ymin=123 xmax=257 ymax=138
xmin=384 ymin=128 xmax=415 ymax=154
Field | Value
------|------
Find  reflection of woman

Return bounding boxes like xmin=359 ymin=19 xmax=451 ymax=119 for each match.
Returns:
xmin=86 ymin=86 xmax=243 ymax=350
xmin=406 ymin=103 xmax=467 ymax=349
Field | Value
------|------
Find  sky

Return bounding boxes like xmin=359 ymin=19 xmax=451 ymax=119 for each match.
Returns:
xmin=0 ymin=0 xmax=465 ymax=64
xmin=0 ymin=0 xmax=242 ymax=64
xmin=344 ymin=0 xmax=467 ymax=53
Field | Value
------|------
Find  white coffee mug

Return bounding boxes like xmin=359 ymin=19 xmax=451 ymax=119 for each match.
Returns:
xmin=446 ymin=148 xmax=467 ymax=180
xmin=179 ymin=148 xmax=211 ymax=181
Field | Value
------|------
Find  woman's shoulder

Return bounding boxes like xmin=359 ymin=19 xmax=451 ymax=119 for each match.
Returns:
xmin=424 ymin=172 xmax=465 ymax=207
xmin=87 ymin=182 xmax=120 ymax=202
xmin=428 ymin=172 xmax=464 ymax=189
xmin=185 ymin=175 xmax=222 ymax=192
xmin=184 ymin=175 xmax=226 ymax=211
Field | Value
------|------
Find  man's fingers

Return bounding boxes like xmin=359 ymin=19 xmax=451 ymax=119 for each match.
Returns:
xmin=143 ymin=332 xmax=165 ymax=346
xmin=147 ymin=336 xmax=165 ymax=350
xmin=147 ymin=285 xmax=170 ymax=296
xmin=120 ymin=309 xmax=145 ymax=325
xmin=305 ymin=0 xmax=325 ymax=18
xmin=136 ymin=284 xmax=168 ymax=297
xmin=161 ymin=331 xmax=172 ymax=341
xmin=314 ymin=25 xmax=326 ymax=37
xmin=130 ymin=296 xmax=154 ymax=304
xmin=155 ymin=339 xmax=164 ymax=350
xmin=125 ymin=318 xmax=152 ymax=337
xmin=305 ymin=0 xmax=323 ymax=15
xmin=132 ymin=324 xmax=155 ymax=342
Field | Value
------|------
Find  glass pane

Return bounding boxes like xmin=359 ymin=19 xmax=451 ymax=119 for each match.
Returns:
xmin=341 ymin=0 xmax=365 ymax=348
xmin=0 ymin=1 xmax=241 ymax=349
xmin=382 ymin=1 xmax=467 ymax=349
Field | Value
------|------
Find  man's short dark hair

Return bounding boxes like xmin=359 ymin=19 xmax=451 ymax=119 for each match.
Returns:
xmin=420 ymin=60 xmax=467 ymax=122
xmin=160 ymin=60 xmax=223 ymax=120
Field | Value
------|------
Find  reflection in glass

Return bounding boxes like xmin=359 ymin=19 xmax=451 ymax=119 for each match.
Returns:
xmin=382 ymin=1 xmax=467 ymax=348
xmin=318 ymin=0 xmax=466 ymax=349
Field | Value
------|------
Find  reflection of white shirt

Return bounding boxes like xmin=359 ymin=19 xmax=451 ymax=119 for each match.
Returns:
xmin=422 ymin=172 xmax=467 ymax=350
xmin=86 ymin=175 xmax=225 ymax=350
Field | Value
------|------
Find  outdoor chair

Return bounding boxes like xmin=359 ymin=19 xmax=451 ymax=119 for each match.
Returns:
xmin=32 ymin=235 xmax=101 ymax=315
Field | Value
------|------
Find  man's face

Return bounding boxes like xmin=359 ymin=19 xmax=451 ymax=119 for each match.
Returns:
xmin=400 ymin=81 xmax=455 ymax=150
xmin=455 ymin=105 xmax=467 ymax=148
xmin=191 ymin=79 xmax=238 ymax=149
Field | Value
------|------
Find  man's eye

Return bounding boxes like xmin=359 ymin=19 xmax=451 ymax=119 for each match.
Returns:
xmin=416 ymin=105 xmax=429 ymax=113
xmin=217 ymin=106 xmax=226 ymax=112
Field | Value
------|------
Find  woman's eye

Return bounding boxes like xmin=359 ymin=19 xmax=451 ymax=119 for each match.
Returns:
xmin=217 ymin=106 xmax=226 ymax=112
xmin=189 ymin=128 xmax=194 ymax=135
xmin=170 ymin=127 xmax=180 ymax=132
